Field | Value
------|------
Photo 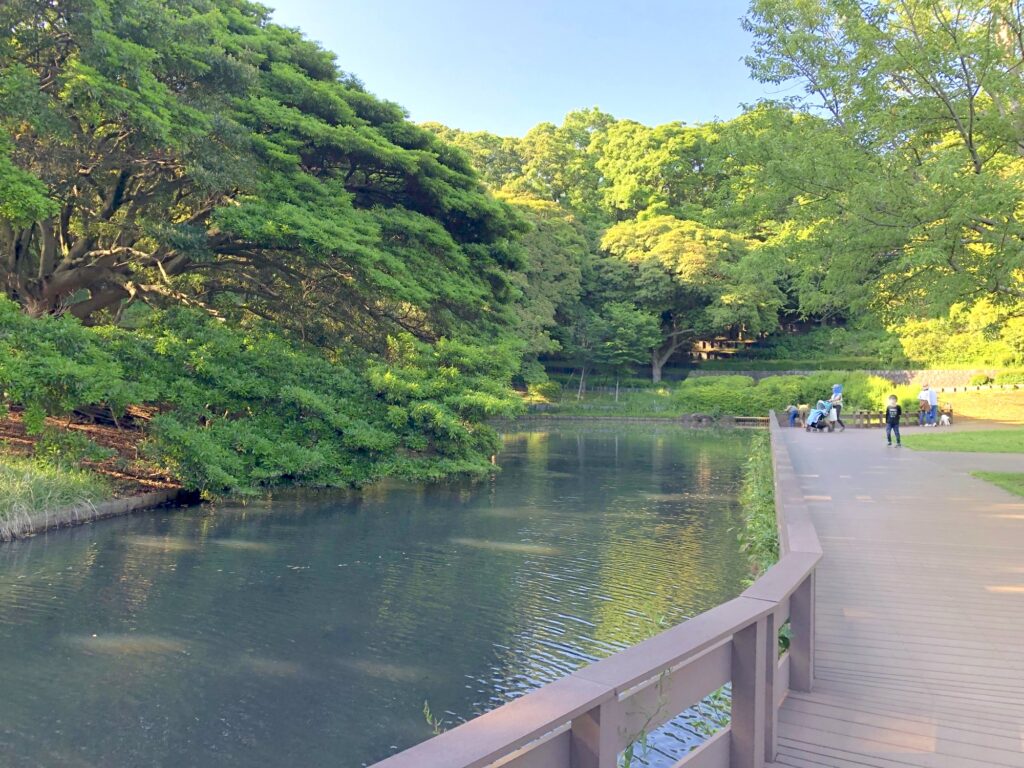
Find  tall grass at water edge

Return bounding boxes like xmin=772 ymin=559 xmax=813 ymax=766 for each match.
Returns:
xmin=738 ymin=430 xmax=779 ymax=580
xmin=0 ymin=456 xmax=109 ymax=536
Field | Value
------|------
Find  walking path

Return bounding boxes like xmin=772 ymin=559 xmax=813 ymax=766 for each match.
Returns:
xmin=773 ymin=426 xmax=1024 ymax=767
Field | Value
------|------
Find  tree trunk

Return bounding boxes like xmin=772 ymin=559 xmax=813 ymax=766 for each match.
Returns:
xmin=577 ymin=367 xmax=587 ymax=400
xmin=615 ymin=376 xmax=620 ymax=403
xmin=651 ymin=350 xmax=664 ymax=384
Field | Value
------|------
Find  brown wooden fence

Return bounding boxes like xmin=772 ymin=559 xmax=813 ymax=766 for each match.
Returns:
xmin=370 ymin=414 xmax=821 ymax=768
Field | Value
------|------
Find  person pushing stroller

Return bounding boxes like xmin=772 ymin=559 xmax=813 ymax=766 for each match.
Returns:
xmin=829 ymin=384 xmax=846 ymax=431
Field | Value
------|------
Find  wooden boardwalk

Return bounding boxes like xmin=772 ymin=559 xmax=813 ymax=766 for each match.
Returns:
xmin=773 ymin=427 xmax=1024 ymax=768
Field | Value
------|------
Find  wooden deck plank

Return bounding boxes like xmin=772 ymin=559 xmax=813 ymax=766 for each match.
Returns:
xmin=771 ymin=428 xmax=1024 ymax=768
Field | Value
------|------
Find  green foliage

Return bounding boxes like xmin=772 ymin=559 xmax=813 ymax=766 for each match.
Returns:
xmin=500 ymin=196 xmax=586 ymax=365
xmin=970 ymin=374 xmax=993 ymax=386
xmin=0 ymin=299 xmax=522 ymax=497
xmin=738 ymin=430 xmax=778 ymax=579
xmin=0 ymin=454 xmax=109 ymax=527
xmin=1 ymin=0 xmax=520 ymax=352
xmin=0 ymin=135 xmax=56 ymax=227
xmin=0 ymin=299 xmax=143 ymax=428
xmin=996 ymin=369 xmax=1024 ymax=385
xmin=524 ymin=381 xmax=562 ymax=403
xmin=590 ymin=302 xmax=661 ymax=379
xmin=904 ymin=428 xmax=1024 ymax=454
xmin=673 ymin=372 xmax=899 ymax=416
xmin=894 ymin=303 xmax=1024 ymax=367
xmin=743 ymin=0 xmax=1024 ymax=324
xmin=738 ymin=324 xmax=908 ymax=367
xmin=34 ymin=428 xmax=115 ymax=466
xmin=699 ymin=357 xmax=881 ymax=372
xmin=541 ymin=387 xmax=681 ymax=418
xmin=673 ymin=377 xmax=763 ymax=416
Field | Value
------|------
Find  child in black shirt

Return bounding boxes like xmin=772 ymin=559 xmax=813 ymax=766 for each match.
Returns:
xmin=885 ymin=395 xmax=902 ymax=446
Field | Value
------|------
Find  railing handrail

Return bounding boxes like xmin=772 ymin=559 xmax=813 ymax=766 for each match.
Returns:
xmin=371 ymin=412 xmax=820 ymax=768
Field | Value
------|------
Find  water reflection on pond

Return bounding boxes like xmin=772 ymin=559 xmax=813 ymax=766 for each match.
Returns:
xmin=0 ymin=426 xmax=752 ymax=767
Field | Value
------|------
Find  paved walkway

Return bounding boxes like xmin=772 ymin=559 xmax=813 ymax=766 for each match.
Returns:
xmin=773 ymin=426 xmax=1024 ymax=768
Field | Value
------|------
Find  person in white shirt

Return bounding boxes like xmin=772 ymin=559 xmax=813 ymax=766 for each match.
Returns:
xmin=927 ymin=385 xmax=939 ymax=426
xmin=917 ymin=384 xmax=935 ymax=426
xmin=829 ymin=383 xmax=846 ymax=431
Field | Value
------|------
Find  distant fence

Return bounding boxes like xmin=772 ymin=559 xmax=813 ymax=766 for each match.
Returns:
xmin=369 ymin=415 xmax=821 ymax=768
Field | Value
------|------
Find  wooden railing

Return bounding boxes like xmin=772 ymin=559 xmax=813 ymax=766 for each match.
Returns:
xmin=371 ymin=414 xmax=821 ymax=768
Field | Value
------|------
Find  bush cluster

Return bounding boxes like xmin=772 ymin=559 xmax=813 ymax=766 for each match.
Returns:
xmin=996 ymin=369 xmax=1024 ymax=384
xmin=736 ymin=325 xmax=909 ymax=366
xmin=673 ymin=372 xmax=910 ymax=416
xmin=0 ymin=300 xmax=522 ymax=496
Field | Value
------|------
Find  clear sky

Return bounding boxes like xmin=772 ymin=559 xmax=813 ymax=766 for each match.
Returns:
xmin=266 ymin=1 xmax=778 ymax=137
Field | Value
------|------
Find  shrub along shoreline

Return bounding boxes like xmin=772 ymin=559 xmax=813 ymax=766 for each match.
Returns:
xmin=0 ymin=299 xmax=523 ymax=502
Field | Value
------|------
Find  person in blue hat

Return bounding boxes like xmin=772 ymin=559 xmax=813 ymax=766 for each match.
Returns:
xmin=828 ymin=383 xmax=846 ymax=431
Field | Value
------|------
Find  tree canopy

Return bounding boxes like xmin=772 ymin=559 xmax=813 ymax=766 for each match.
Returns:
xmin=0 ymin=0 xmax=521 ymax=351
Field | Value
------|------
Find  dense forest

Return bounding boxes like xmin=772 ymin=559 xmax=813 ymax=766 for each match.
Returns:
xmin=2 ymin=0 xmax=1023 ymax=494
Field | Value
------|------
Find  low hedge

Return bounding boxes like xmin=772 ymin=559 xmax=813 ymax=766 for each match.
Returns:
xmin=995 ymin=369 xmax=1024 ymax=384
xmin=673 ymin=372 xmax=911 ymax=416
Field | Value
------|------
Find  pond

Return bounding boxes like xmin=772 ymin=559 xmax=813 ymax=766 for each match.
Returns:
xmin=0 ymin=425 xmax=753 ymax=768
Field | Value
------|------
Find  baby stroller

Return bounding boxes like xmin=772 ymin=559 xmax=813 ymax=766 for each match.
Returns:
xmin=805 ymin=400 xmax=834 ymax=432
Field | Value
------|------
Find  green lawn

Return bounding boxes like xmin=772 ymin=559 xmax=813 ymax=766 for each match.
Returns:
xmin=902 ymin=428 xmax=1024 ymax=453
xmin=972 ymin=472 xmax=1024 ymax=498
xmin=538 ymin=388 xmax=686 ymax=418
xmin=0 ymin=455 xmax=109 ymax=529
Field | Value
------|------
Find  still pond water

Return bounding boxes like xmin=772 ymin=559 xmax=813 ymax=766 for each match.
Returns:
xmin=0 ymin=426 xmax=752 ymax=767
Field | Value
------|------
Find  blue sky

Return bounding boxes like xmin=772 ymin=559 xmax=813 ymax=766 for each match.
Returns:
xmin=267 ymin=1 xmax=781 ymax=136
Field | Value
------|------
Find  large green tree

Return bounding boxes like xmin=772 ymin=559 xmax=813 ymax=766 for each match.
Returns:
xmin=0 ymin=0 xmax=521 ymax=350
xmin=743 ymin=0 xmax=1024 ymax=320
xmin=500 ymin=195 xmax=587 ymax=378
xmin=599 ymin=216 xmax=782 ymax=381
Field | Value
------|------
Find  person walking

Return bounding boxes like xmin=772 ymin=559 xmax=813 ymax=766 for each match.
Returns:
xmin=798 ymin=402 xmax=809 ymax=428
xmin=927 ymin=384 xmax=939 ymax=427
xmin=785 ymin=404 xmax=800 ymax=427
xmin=917 ymin=384 xmax=931 ymax=426
xmin=885 ymin=395 xmax=902 ymax=446
xmin=829 ymin=383 xmax=846 ymax=431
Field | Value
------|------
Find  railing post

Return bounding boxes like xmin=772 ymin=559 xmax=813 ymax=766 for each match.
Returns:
xmin=571 ymin=701 xmax=618 ymax=768
xmin=790 ymin=572 xmax=815 ymax=692
xmin=763 ymin=610 xmax=778 ymax=763
xmin=730 ymin=616 xmax=767 ymax=768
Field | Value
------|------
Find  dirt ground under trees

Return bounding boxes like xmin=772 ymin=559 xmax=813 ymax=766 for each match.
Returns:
xmin=0 ymin=408 xmax=180 ymax=498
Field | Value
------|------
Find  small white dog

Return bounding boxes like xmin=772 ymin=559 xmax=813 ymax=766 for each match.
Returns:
xmin=939 ymin=413 xmax=951 ymax=426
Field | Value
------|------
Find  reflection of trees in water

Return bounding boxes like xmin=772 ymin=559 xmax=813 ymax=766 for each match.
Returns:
xmin=468 ymin=428 xmax=752 ymax=699
xmin=0 ymin=426 xmax=754 ymax=767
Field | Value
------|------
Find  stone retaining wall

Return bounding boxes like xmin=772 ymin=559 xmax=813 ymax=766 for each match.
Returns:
xmin=0 ymin=488 xmax=188 ymax=542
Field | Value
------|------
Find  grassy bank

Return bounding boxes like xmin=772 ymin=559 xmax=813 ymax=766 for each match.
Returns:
xmin=902 ymin=428 xmax=1024 ymax=453
xmin=972 ymin=472 xmax=1024 ymax=498
xmin=535 ymin=388 xmax=685 ymax=418
xmin=0 ymin=455 xmax=110 ymax=531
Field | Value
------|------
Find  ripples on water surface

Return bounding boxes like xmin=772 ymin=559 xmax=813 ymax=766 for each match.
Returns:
xmin=0 ymin=426 xmax=752 ymax=767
